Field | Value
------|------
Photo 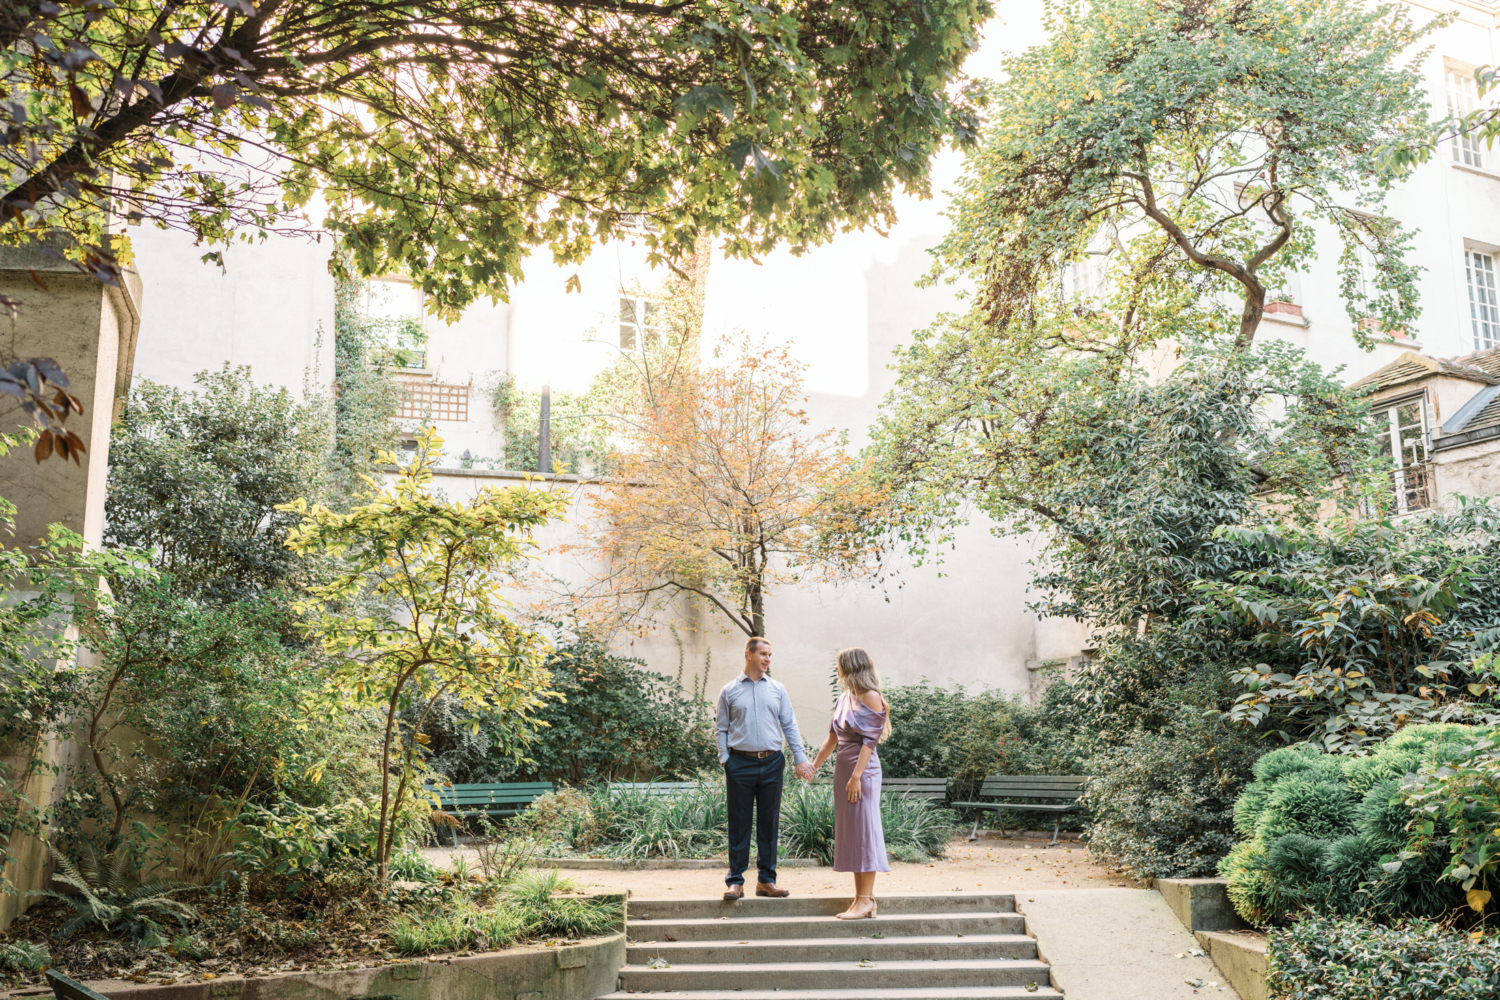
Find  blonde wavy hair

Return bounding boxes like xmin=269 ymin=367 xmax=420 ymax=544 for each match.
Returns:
xmin=836 ymin=647 xmax=891 ymax=742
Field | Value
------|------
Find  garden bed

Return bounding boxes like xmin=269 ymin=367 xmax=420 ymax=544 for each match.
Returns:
xmin=0 ymin=867 xmax=620 ymax=993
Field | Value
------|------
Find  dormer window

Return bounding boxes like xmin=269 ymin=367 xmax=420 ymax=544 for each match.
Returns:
xmin=1373 ymin=397 xmax=1431 ymax=515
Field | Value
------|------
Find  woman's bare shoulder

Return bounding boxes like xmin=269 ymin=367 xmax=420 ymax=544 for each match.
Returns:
xmin=857 ymin=690 xmax=887 ymax=713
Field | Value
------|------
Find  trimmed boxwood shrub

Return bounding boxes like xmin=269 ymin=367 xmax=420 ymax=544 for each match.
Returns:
xmin=1266 ymin=915 xmax=1500 ymax=999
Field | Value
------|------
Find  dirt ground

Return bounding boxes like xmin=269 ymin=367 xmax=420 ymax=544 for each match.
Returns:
xmin=422 ymin=836 xmax=1140 ymax=897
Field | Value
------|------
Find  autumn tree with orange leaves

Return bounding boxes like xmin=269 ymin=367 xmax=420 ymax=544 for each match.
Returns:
xmin=579 ymin=340 xmax=879 ymax=639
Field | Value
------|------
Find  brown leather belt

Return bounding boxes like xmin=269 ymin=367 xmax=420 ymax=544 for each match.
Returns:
xmin=730 ymin=748 xmax=781 ymax=759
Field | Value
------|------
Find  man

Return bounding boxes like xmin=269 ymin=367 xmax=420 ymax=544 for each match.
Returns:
xmin=716 ymin=636 xmax=815 ymax=901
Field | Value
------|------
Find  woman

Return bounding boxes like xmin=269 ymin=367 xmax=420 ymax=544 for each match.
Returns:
xmin=810 ymin=646 xmax=891 ymax=919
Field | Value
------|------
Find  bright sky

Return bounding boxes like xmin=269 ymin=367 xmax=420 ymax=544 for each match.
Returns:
xmin=701 ymin=0 xmax=1051 ymax=396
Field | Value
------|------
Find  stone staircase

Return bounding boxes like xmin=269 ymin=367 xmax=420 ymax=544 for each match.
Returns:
xmin=598 ymin=893 xmax=1064 ymax=999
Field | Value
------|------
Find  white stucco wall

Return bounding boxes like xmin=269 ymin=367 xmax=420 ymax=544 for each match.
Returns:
xmin=128 ymin=224 xmax=336 ymax=395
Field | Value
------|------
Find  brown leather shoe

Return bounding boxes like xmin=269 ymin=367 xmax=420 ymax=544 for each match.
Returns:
xmin=723 ymin=884 xmax=744 ymax=901
xmin=755 ymin=882 xmax=790 ymax=897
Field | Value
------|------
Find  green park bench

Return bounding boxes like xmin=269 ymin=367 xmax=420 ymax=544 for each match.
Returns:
xmin=950 ymin=774 xmax=1088 ymax=847
xmin=882 ymin=776 xmax=950 ymax=804
xmin=607 ymin=781 xmax=701 ymax=796
xmin=811 ymin=776 xmax=949 ymax=805
xmin=426 ymin=781 xmax=554 ymax=845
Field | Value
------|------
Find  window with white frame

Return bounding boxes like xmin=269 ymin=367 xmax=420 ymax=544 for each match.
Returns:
xmin=1446 ymin=63 xmax=1485 ymax=169
xmin=366 ymin=278 xmax=429 ymax=369
xmin=1373 ymin=397 xmax=1431 ymax=515
xmin=1467 ymin=247 xmax=1500 ymax=349
xmin=619 ymin=292 xmax=665 ymax=350
xmin=1062 ymin=254 xmax=1108 ymax=302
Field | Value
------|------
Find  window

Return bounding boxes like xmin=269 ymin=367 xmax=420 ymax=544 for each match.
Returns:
xmin=617 ymin=213 xmax=661 ymax=234
xmin=1446 ymin=64 xmax=1485 ymax=169
xmin=1062 ymin=254 xmax=1108 ymax=302
xmin=1467 ymin=248 xmax=1500 ymax=349
xmin=397 ymin=381 xmax=469 ymax=422
xmin=619 ymin=293 xmax=665 ymax=350
xmin=367 ymin=278 xmax=428 ymax=369
xmin=1373 ymin=397 xmax=1431 ymax=514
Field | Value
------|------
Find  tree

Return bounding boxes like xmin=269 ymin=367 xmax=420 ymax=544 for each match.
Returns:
xmin=578 ymin=338 xmax=877 ymax=638
xmin=280 ymin=430 xmax=568 ymax=881
xmin=105 ymin=366 xmax=333 ymax=601
xmin=1 ymin=0 xmax=989 ymax=314
xmin=864 ymin=0 xmax=1435 ymax=571
xmin=930 ymin=0 xmax=1429 ymax=352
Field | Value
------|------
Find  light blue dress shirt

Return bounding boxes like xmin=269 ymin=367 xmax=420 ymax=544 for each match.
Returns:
xmin=715 ymin=672 xmax=809 ymax=765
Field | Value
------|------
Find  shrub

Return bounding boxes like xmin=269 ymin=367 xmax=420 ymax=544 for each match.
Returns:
xmin=1083 ymin=706 xmax=1264 ymax=879
xmin=1255 ymin=775 xmax=1359 ymax=842
xmin=507 ymin=788 xmax=591 ymax=846
xmin=879 ymin=682 xmax=1081 ymax=784
xmin=880 ymin=795 xmax=957 ymax=860
xmin=105 ymin=366 xmax=334 ymax=602
xmin=1402 ymin=732 xmax=1500 ymax=904
xmin=1220 ymin=725 xmax=1485 ymax=925
xmin=1222 ymin=840 xmax=1280 ymax=925
xmin=416 ymin=639 xmax=717 ymax=787
xmin=777 ymin=783 xmax=953 ymax=865
xmin=1266 ymin=915 xmax=1500 ymax=999
xmin=557 ymin=780 xmax=728 ymax=860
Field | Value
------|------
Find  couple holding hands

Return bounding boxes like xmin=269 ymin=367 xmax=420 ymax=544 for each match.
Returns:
xmin=716 ymin=637 xmax=890 ymax=921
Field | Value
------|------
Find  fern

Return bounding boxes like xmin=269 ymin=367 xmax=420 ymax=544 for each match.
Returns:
xmin=32 ymin=845 xmax=199 ymax=946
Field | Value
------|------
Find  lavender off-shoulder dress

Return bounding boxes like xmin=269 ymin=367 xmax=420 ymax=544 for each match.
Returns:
xmin=830 ymin=692 xmax=891 ymax=873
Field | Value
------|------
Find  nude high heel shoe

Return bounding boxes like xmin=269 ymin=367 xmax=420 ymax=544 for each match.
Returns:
xmin=835 ymin=895 xmax=877 ymax=919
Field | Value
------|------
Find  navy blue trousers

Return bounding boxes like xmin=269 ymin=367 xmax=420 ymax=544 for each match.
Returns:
xmin=725 ymin=750 xmax=784 ymax=887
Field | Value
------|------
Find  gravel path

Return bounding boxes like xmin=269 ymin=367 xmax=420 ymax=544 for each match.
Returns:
xmin=420 ymin=836 xmax=1139 ymax=896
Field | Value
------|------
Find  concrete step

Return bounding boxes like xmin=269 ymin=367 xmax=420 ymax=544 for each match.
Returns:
xmin=627 ymin=910 xmax=1025 ymax=941
xmin=626 ymin=933 xmax=1038 ymax=965
xmin=616 ymin=958 xmax=1054 ymax=991
xmin=599 ymin=989 xmax=1065 ymax=1000
xmin=628 ymin=893 xmax=1017 ymax=921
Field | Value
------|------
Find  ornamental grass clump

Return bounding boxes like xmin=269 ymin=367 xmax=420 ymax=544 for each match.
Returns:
xmin=387 ymin=870 xmax=619 ymax=955
xmin=1220 ymin=725 xmax=1486 ymax=925
xmin=778 ymin=782 xmax=955 ymax=865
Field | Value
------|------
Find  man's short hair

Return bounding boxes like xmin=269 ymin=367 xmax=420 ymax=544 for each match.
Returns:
xmin=745 ymin=636 xmax=769 ymax=654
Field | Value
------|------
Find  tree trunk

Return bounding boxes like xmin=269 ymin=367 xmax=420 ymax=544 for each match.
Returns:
xmin=1235 ymin=281 xmax=1266 ymax=351
xmin=748 ymin=577 xmax=765 ymax=638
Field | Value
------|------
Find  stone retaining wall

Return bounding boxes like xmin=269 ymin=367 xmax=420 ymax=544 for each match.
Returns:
xmin=9 ymin=933 xmax=625 ymax=1000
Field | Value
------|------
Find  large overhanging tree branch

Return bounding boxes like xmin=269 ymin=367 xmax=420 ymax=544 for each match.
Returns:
xmin=0 ymin=0 xmax=991 ymax=316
